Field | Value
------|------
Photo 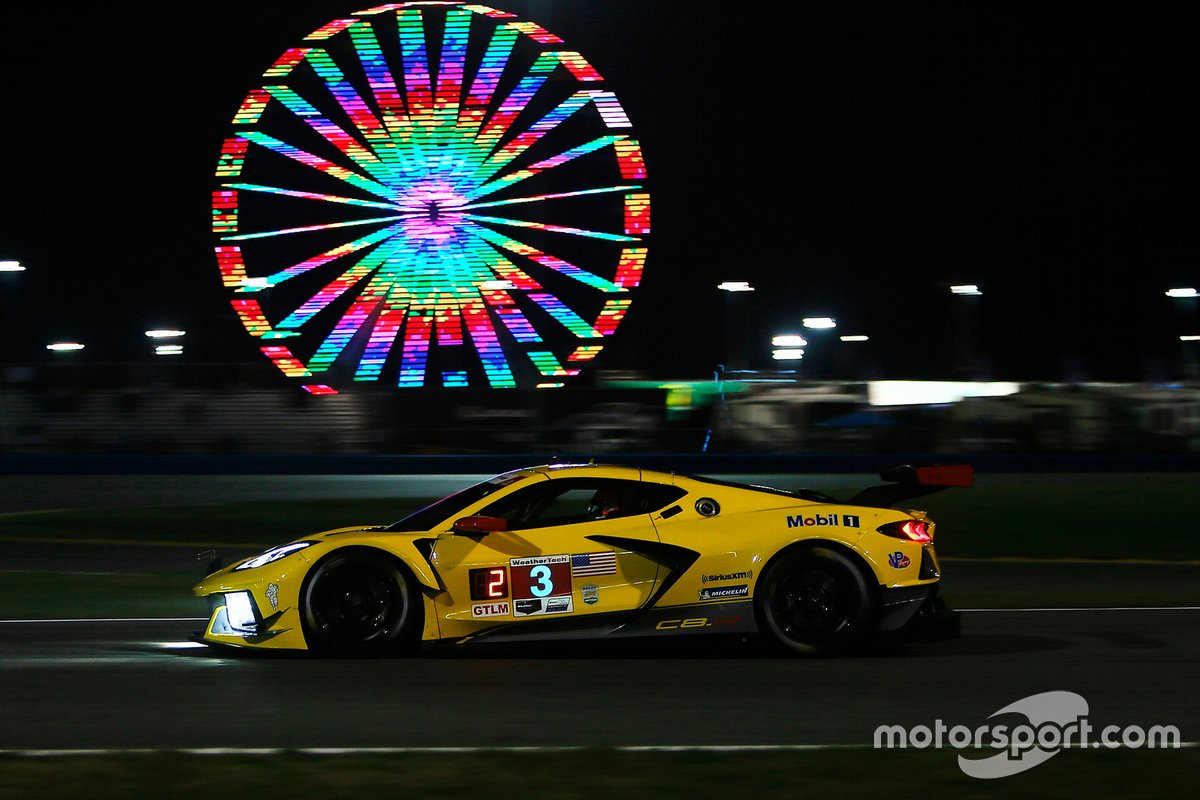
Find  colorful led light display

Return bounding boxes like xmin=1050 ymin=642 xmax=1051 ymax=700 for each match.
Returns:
xmin=214 ymin=2 xmax=649 ymax=389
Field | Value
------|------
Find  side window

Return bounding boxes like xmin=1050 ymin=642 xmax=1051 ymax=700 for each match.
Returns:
xmin=637 ymin=482 xmax=688 ymax=513
xmin=478 ymin=483 xmax=557 ymax=529
xmin=535 ymin=488 xmax=597 ymax=526
xmin=479 ymin=477 xmax=682 ymax=530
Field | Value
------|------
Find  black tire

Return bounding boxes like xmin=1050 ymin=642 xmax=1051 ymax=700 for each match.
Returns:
xmin=755 ymin=546 xmax=875 ymax=656
xmin=301 ymin=549 xmax=420 ymax=656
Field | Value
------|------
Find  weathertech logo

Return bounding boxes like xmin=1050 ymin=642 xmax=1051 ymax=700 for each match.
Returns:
xmin=787 ymin=513 xmax=860 ymax=528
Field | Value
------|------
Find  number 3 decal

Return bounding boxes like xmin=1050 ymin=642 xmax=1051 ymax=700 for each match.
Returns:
xmin=529 ymin=565 xmax=554 ymax=598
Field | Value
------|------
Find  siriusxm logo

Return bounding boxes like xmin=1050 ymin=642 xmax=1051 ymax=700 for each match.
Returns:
xmin=787 ymin=513 xmax=860 ymax=529
xmin=701 ymin=570 xmax=752 ymax=584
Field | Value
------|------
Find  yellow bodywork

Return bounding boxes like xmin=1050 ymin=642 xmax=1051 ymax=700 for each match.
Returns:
xmin=193 ymin=464 xmax=944 ymax=651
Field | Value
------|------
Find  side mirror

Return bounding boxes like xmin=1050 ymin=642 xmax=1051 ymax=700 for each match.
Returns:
xmin=452 ymin=515 xmax=509 ymax=534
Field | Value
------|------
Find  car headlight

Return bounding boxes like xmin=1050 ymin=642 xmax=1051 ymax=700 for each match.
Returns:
xmin=224 ymin=591 xmax=257 ymax=631
xmin=234 ymin=541 xmax=316 ymax=571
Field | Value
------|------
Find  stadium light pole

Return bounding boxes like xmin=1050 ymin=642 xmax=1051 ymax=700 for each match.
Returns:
xmin=717 ymin=281 xmax=755 ymax=373
xmin=950 ymin=283 xmax=982 ymax=379
xmin=1 ymin=261 xmax=27 ymax=366
xmin=795 ymin=317 xmax=838 ymax=378
xmin=1166 ymin=288 xmax=1198 ymax=379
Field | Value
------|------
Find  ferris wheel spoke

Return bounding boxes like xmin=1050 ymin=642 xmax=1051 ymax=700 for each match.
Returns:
xmin=465 ymin=214 xmax=640 ymax=243
xmin=345 ymin=22 xmax=409 ymax=129
xmin=241 ymin=224 xmax=403 ymax=292
xmin=469 ymin=89 xmax=628 ymax=185
xmin=527 ymin=293 xmax=603 ymax=339
xmin=460 ymin=299 xmax=517 ymax=388
xmin=460 ymin=231 xmax=543 ymax=292
xmin=469 ymin=52 xmax=561 ymax=156
xmin=460 ymin=185 xmax=640 ymax=212
xmin=354 ymin=300 xmax=407 ymax=381
xmin=261 ymin=86 xmax=395 ymax=186
xmin=236 ymin=131 xmax=395 ymax=201
xmin=224 ymin=183 xmax=401 ymax=211
xmin=469 ymin=225 xmax=624 ymax=292
xmin=466 ymin=91 xmax=590 ymax=181
xmin=221 ymin=214 xmax=407 ymax=242
xmin=306 ymin=295 xmax=384 ymax=374
xmin=302 ymin=47 xmax=401 ymax=166
xmin=465 ymin=135 xmax=629 ymax=201
xmin=432 ymin=9 xmax=471 ymax=124
xmin=457 ymin=24 xmax=519 ymax=137
xmin=276 ymin=235 xmax=411 ymax=330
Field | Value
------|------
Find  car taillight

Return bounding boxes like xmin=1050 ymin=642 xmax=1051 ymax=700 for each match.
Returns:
xmin=877 ymin=519 xmax=932 ymax=543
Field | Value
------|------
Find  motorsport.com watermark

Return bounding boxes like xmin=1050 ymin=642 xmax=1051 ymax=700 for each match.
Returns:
xmin=873 ymin=691 xmax=1183 ymax=779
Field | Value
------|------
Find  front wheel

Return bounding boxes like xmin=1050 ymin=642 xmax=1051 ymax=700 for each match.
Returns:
xmin=301 ymin=550 xmax=420 ymax=656
xmin=756 ymin=547 xmax=875 ymax=656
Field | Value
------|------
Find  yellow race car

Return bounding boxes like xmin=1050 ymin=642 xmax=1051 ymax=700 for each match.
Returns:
xmin=194 ymin=462 xmax=970 ymax=656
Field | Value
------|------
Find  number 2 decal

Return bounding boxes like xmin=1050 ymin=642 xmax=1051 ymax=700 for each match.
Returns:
xmin=528 ymin=564 xmax=553 ymax=597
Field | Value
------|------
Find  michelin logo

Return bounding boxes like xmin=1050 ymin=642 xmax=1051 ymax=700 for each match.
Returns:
xmin=787 ymin=513 xmax=860 ymax=528
xmin=699 ymin=584 xmax=749 ymax=601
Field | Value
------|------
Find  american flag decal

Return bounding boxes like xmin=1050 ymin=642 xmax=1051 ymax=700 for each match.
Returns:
xmin=571 ymin=552 xmax=617 ymax=577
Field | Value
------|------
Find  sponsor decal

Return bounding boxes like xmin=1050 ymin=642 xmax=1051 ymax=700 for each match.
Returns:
xmin=888 ymin=551 xmax=911 ymax=569
xmin=787 ymin=513 xmax=860 ymax=529
xmin=701 ymin=570 xmax=752 ymax=584
xmin=571 ymin=551 xmax=617 ymax=577
xmin=545 ymin=596 xmax=574 ymax=614
xmin=265 ymin=583 xmax=279 ymax=610
xmin=471 ymin=601 xmax=510 ymax=618
xmin=514 ymin=598 xmax=543 ymax=615
xmin=581 ymin=584 xmax=600 ymax=605
xmin=698 ymin=584 xmax=749 ymax=601
xmin=655 ymin=615 xmax=743 ymax=631
xmin=510 ymin=554 xmax=571 ymax=568
xmin=511 ymin=555 xmax=573 ymax=616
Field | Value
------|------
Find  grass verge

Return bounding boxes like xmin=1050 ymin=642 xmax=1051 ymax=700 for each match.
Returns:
xmin=0 ymin=748 xmax=1196 ymax=799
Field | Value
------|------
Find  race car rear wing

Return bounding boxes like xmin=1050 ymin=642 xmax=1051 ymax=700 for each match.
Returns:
xmin=847 ymin=464 xmax=974 ymax=509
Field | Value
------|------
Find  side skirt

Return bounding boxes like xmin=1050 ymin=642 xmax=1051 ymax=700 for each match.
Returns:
xmin=454 ymin=600 xmax=757 ymax=646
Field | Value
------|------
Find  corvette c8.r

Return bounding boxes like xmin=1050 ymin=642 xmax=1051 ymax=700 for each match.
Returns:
xmin=194 ymin=462 xmax=970 ymax=656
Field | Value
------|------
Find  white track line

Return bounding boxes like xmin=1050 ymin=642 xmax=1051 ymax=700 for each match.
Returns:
xmin=0 ymin=743 xmax=1194 ymax=757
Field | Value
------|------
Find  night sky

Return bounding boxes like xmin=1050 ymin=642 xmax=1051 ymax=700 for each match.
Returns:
xmin=1 ymin=1 xmax=1194 ymax=384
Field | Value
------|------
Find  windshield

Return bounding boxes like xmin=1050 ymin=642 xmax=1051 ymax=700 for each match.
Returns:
xmin=384 ymin=473 xmax=529 ymax=532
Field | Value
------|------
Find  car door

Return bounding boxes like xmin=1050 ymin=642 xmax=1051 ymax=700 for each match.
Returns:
xmin=428 ymin=476 xmax=664 ymax=638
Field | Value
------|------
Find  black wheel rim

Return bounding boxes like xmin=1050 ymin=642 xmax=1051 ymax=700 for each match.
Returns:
xmin=310 ymin=562 xmax=403 ymax=644
xmin=771 ymin=567 xmax=852 ymax=642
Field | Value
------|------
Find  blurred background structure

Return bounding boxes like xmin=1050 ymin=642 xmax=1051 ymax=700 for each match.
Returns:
xmin=2 ymin=1 xmax=1196 ymax=459
xmin=3 ymin=362 xmax=1199 ymax=455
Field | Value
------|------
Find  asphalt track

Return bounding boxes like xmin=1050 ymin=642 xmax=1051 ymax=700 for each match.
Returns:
xmin=0 ymin=606 xmax=1197 ymax=750
xmin=1 ymin=475 xmax=1197 ymax=752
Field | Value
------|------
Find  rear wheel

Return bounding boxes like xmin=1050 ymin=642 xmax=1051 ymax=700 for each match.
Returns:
xmin=756 ymin=547 xmax=875 ymax=656
xmin=301 ymin=550 xmax=420 ymax=656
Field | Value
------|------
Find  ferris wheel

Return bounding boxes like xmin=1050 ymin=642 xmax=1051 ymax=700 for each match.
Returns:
xmin=213 ymin=1 xmax=649 ymax=392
